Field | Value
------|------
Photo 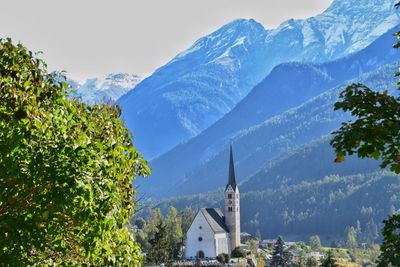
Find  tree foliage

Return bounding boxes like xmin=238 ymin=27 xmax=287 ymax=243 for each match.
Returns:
xmin=378 ymin=214 xmax=400 ymax=267
xmin=306 ymin=256 xmax=319 ymax=267
xmin=309 ymin=235 xmax=321 ymax=251
xmin=165 ymin=206 xmax=183 ymax=258
xmin=330 ymin=21 xmax=400 ymax=266
xmin=320 ymin=250 xmax=338 ymax=267
xmin=330 ymin=83 xmax=400 ymax=173
xmin=146 ymin=221 xmax=173 ymax=266
xmin=345 ymin=226 xmax=358 ymax=249
xmin=330 ymin=28 xmax=400 ymax=172
xmin=216 ymin=253 xmax=229 ymax=264
xmin=134 ymin=206 xmax=186 ymax=262
xmin=270 ymin=236 xmax=292 ymax=267
xmin=0 ymin=39 xmax=150 ymax=265
xmin=231 ymin=246 xmax=246 ymax=258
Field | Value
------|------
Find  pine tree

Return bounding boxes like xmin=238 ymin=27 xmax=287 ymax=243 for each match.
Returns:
xmin=146 ymin=221 xmax=173 ymax=265
xmin=271 ymin=236 xmax=292 ymax=266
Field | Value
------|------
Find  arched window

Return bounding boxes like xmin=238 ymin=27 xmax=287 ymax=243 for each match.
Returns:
xmin=197 ymin=250 xmax=205 ymax=259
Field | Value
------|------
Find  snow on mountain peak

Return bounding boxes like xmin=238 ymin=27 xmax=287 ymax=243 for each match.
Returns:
xmin=74 ymin=73 xmax=141 ymax=105
xmin=118 ymin=0 xmax=400 ymax=159
xmin=172 ymin=19 xmax=265 ymax=63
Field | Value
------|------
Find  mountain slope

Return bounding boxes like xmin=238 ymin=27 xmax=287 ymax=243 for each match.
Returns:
xmin=154 ymin=171 xmax=400 ymax=241
xmin=74 ymin=73 xmax=141 ymax=105
xmin=146 ymin=29 xmax=400 ymax=198
xmin=239 ymin=136 xmax=381 ymax=192
xmin=119 ymin=19 xmax=269 ymax=159
xmin=119 ymin=0 xmax=400 ymax=159
xmin=148 ymin=61 xmax=400 ymax=197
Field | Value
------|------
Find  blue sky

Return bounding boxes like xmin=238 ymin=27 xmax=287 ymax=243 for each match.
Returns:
xmin=1 ymin=0 xmax=332 ymax=81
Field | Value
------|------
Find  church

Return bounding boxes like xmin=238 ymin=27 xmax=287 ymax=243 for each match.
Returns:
xmin=185 ymin=146 xmax=241 ymax=258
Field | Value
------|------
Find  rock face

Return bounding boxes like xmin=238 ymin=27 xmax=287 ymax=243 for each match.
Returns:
xmin=74 ymin=73 xmax=141 ymax=105
xmin=118 ymin=0 xmax=400 ymax=159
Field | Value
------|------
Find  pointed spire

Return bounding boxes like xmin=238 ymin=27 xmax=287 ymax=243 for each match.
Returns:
xmin=227 ymin=145 xmax=237 ymax=190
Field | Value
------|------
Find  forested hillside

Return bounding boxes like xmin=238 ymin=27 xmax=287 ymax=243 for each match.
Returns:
xmin=152 ymin=171 xmax=399 ymax=243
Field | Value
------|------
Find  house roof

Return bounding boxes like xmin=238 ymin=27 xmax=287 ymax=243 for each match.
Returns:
xmin=200 ymin=208 xmax=229 ymax=234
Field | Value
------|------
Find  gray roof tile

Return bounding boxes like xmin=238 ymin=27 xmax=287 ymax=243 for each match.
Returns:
xmin=200 ymin=208 xmax=228 ymax=233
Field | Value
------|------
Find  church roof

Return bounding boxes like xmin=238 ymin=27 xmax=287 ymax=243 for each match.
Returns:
xmin=200 ymin=208 xmax=229 ymax=234
xmin=225 ymin=145 xmax=237 ymax=191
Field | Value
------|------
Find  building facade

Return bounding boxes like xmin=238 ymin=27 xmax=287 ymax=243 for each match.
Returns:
xmin=185 ymin=146 xmax=241 ymax=258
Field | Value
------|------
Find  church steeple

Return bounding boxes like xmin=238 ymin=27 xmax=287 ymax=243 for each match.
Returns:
xmin=224 ymin=145 xmax=241 ymax=253
xmin=227 ymin=145 xmax=237 ymax=190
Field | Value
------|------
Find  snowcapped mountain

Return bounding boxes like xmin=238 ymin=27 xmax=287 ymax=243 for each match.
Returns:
xmin=74 ymin=73 xmax=141 ymax=105
xmin=119 ymin=19 xmax=269 ymax=159
xmin=264 ymin=0 xmax=400 ymax=63
xmin=119 ymin=0 xmax=400 ymax=159
xmin=143 ymin=27 xmax=400 ymax=198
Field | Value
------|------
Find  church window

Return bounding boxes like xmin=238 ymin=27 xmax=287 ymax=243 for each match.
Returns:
xmin=197 ymin=250 xmax=205 ymax=258
xmin=198 ymin=237 xmax=203 ymax=242
xmin=228 ymin=194 xmax=232 ymax=199
xmin=199 ymin=226 xmax=202 ymax=229
xmin=228 ymin=207 xmax=233 ymax=212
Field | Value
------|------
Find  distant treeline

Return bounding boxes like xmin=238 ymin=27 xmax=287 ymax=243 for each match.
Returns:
xmin=139 ymin=171 xmax=399 ymax=245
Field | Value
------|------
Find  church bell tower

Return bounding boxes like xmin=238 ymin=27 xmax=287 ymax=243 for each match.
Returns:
xmin=224 ymin=145 xmax=241 ymax=253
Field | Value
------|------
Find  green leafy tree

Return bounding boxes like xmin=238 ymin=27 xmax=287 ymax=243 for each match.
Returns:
xmin=165 ymin=206 xmax=183 ymax=258
xmin=330 ymin=4 xmax=400 ymax=265
xmin=320 ymin=250 xmax=338 ymax=267
xmin=231 ymin=246 xmax=246 ymax=258
xmin=0 ymin=39 xmax=150 ymax=265
xmin=378 ymin=214 xmax=400 ymax=267
xmin=144 ymin=208 xmax=163 ymax=239
xmin=146 ymin=221 xmax=173 ymax=265
xmin=217 ymin=253 xmax=229 ymax=264
xmin=309 ymin=235 xmax=321 ymax=251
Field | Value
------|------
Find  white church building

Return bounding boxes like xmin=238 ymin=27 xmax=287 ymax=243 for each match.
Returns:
xmin=185 ymin=146 xmax=241 ymax=258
